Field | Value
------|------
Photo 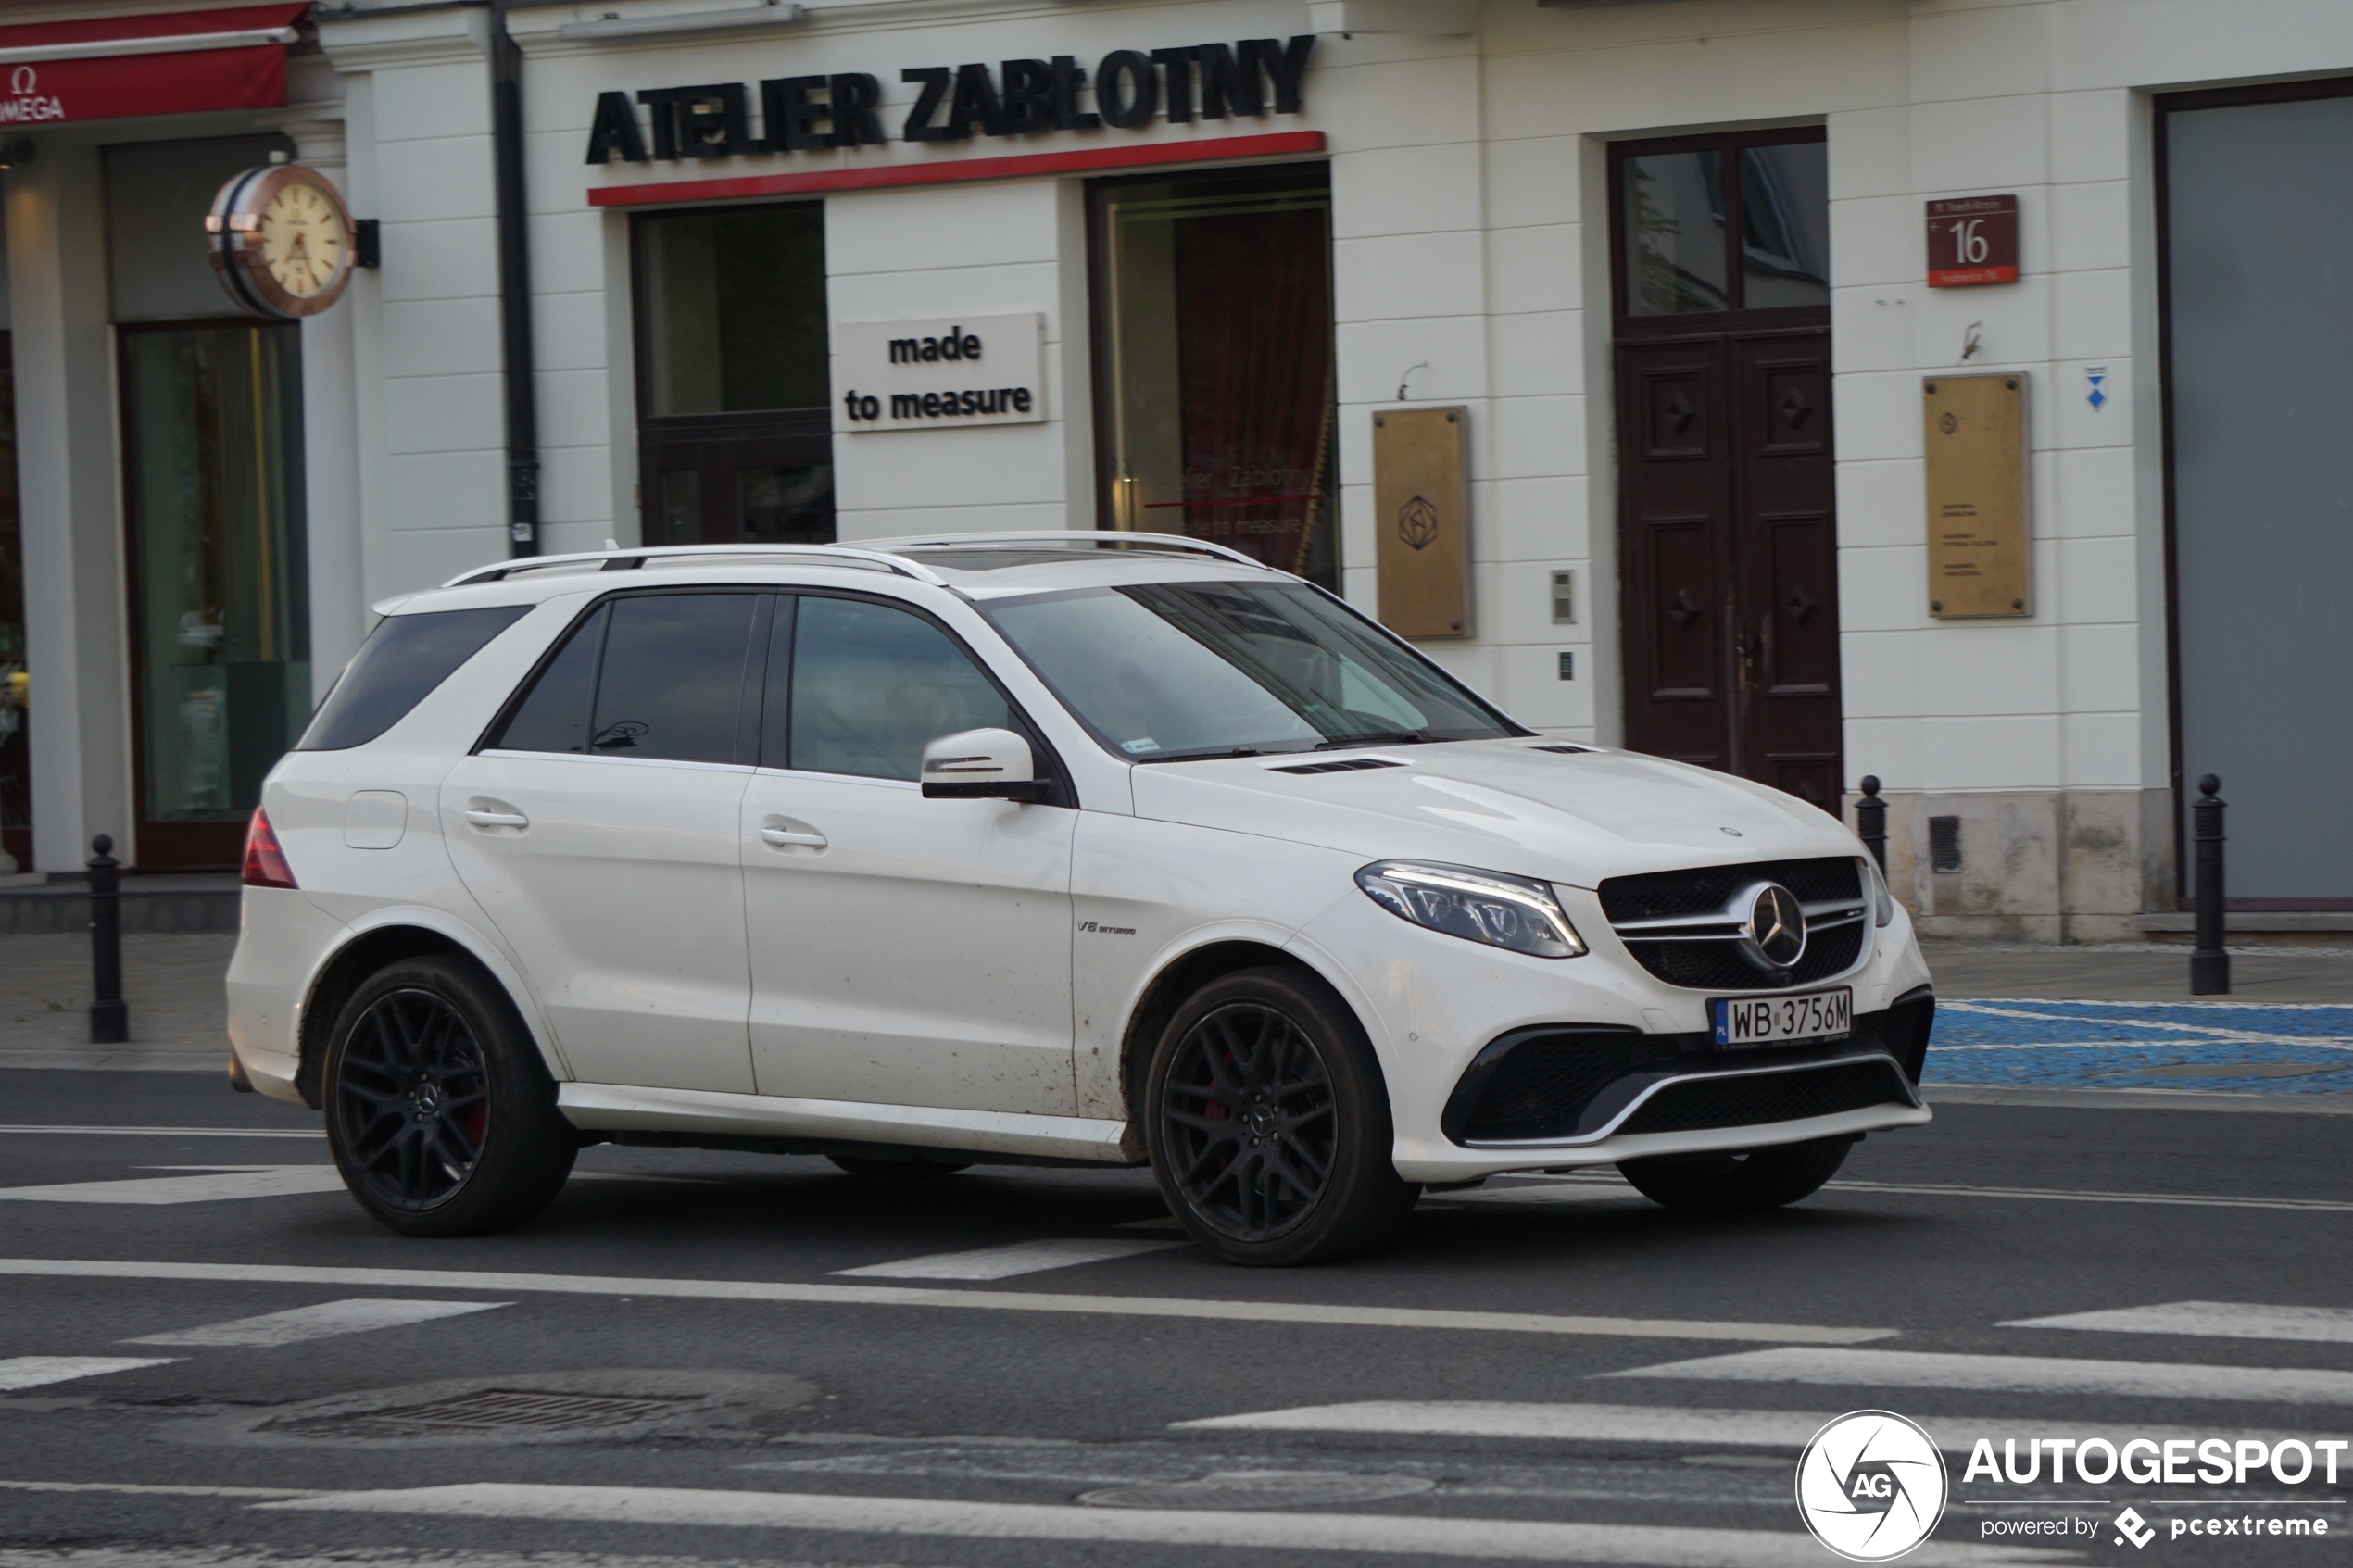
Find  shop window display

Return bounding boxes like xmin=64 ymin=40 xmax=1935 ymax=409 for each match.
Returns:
xmin=1092 ymin=165 xmax=1338 ymax=589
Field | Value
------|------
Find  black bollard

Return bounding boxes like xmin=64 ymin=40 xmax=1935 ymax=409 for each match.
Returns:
xmin=88 ymin=834 xmax=128 ymax=1044
xmin=2190 ymin=775 xmax=2230 ymax=997
xmin=1856 ymin=775 xmax=1888 ymax=874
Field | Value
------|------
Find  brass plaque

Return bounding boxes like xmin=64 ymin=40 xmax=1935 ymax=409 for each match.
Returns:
xmin=1922 ymin=373 xmax=2030 ymax=618
xmin=1374 ymin=406 xmax=1470 ymax=639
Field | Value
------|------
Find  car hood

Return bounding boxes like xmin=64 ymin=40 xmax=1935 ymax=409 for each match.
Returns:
xmin=1126 ymin=739 xmax=1866 ymax=888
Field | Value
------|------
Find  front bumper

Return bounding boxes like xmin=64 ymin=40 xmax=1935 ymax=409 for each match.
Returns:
xmin=1288 ymin=877 xmax=1937 ymax=1185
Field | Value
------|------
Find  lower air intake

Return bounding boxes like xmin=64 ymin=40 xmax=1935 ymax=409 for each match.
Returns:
xmin=1618 ymin=1059 xmax=1911 ymax=1136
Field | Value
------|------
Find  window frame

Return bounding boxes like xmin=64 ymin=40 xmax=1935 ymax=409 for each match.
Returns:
xmin=473 ymin=586 xmax=774 ymax=769
xmin=763 ymin=586 xmax=1078 ymax=808
xmin=475 ymin=583 xmax=1077 ymax=807
xmin=1607 ymin=126 xmax=1830 ymax=333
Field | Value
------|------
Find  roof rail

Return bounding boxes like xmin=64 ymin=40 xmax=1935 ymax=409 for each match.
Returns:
xmin=441 ymin=544 xmax=950 ymax=589
xmin=862 ymin=530 xmax=1278 ymax=572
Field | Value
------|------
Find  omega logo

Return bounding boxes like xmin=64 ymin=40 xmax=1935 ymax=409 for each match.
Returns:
xmin=11 ymin=67 xmax=34 ymax=94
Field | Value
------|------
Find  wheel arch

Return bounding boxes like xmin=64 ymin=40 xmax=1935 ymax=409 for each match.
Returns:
xmin=1116 ymin=935 xmax=1380 ymax=1133
xmin=296 ymin=909 xmax=565 ymax=1108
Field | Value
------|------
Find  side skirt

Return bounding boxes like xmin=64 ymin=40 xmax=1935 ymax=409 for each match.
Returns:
xmin=558 ymin=1083 xmax=1139 ymax=1166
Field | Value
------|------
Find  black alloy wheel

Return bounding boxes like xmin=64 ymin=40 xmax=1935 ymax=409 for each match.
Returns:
xmin=1146 ymin=966 xmax=1417 ymax=1266
xmin=323 ymin=956 xmax=576 ymax=1237
xmin=1160 ymin=1002 xmax=1337 ymax=1242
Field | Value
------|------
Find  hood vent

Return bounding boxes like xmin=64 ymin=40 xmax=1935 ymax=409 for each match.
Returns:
xmin=1528 ymin=744 xmax=1592 ymax=754
xmin=1271 ymin=758 xmax=1406 ymax=775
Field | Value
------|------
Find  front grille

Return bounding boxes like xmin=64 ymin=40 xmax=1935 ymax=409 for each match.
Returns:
xmin=1618 ymin=1059 xmax=1909 ymax=1135
xmin=1448 ymin=1031 xmax=1690 ymax=1143
xmin=1623 ymin=922 xmax=1864 ymax=992
xmin=1600 ymin=856 xmax=1865 ymax=990
xmin=1600 ymin=857 xmax=1860 ymax=922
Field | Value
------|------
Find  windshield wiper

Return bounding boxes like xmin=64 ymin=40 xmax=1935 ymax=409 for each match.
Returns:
xmin=1314 ymin=729 xmax=1432 ymax=750
xmin=1131 ymin=746 xmax=1270 ymax=765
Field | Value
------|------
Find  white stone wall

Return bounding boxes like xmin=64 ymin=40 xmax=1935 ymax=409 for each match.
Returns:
xmin=299 ymin=0 xmax=2353 ymax=926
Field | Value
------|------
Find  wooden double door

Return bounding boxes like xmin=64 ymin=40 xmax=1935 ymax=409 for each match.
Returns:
xmin=1615 ymin=326 xmax=1842 ymax=813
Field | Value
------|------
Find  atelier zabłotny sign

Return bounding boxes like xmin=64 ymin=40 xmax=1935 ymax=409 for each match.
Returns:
xmin=834 ymin=316 xmax=1045 ymax=433
xmin=584 ymin=37 xmax=1315 ymax=161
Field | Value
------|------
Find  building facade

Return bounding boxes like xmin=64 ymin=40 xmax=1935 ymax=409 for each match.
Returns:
xmin=5 ymin=0 xmax=2349 ymax=938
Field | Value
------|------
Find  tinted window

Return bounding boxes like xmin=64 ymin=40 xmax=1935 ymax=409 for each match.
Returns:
xmin=786 ymin=597 xmax=1010 ymax=781
xmin=591 ymin=594 xmax=760 ymax=764
xmin=298 ymin=605 xmax=528 ymax=751
xmin=487 ymin=604 xmax=607 ymax=755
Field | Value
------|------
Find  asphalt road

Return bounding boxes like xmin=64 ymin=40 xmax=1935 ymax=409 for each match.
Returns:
xmin=0 ymin=1069 xmax=2345 ymax=1568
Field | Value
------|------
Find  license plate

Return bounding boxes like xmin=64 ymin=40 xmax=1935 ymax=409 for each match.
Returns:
xmin=1711 ymin=987 xmax=1853 ymax=1048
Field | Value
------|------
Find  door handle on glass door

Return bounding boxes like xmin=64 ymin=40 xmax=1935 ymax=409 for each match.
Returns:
xmin=760 ymin=825 xmax=827 ymax=849
xmin=465 ymin=809 xmax=530 ymax=829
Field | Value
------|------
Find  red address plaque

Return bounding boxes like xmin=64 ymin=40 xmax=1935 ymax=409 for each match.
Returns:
xmin=1926 ymin=194 xmax=2018 ymax=287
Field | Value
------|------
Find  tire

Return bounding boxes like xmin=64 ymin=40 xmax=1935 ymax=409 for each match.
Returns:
xmin=322 ymin=956 xmax=576 ymax=1237
xmin=1144 ymin=966 xmax=1418 ymax=1266
xmin=1617 ymin=1135 xmax=1854 ymax=1212
xmin=827 ymin=1154 xmax=975 ymax=1178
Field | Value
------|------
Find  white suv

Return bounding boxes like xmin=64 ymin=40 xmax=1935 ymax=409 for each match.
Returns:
xmin=227 ymin=534 xmax=1933 ymax=1265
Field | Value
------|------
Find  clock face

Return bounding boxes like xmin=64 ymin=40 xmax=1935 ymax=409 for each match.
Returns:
xmin=208 ymin=164 xmax=358 ymax=320
xmin=258 ymin=181 xmax=349 ymax=300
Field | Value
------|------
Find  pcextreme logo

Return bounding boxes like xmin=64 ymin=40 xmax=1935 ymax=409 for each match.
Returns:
xmin=1796 ymin=1411 xmax=1950 ymax=1562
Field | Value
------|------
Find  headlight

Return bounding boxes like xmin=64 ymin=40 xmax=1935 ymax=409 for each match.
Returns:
xmin=1862 ymin=854 xmax=1894 ymax=927
xmin=1355 ymin=861 xmax=1586 ymax=959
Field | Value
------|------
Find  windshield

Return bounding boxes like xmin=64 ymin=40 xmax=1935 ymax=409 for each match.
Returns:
xmin=983 ymin=581 xmax=1519 ymax=762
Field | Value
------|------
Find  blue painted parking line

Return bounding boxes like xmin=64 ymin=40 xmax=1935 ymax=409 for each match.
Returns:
xmin=1924 ymin=999 xmax=2353 ymax=1093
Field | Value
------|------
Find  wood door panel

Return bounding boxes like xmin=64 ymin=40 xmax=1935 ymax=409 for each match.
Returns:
xmin=1617 ymin=340 xmax=1734 ymax=771
xmin=1617 ymin=328 xmax=1840 ymax=809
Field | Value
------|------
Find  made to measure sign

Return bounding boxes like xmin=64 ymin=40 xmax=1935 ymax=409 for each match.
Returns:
xmin=1925 ymin=194 xmax=2019 ymax=287
xmin=835 ymin=315 xmax=1045 ymax=433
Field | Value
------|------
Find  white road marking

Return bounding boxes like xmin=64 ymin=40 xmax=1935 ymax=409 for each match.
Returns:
xmin=0 ymin=1126 xmax=323 ymax=1139
xmin=259 ymin=1481 xmax=2066 ymax=1565
xmin=2001 ymin=1301 xmax=2353 ymax=1343
xmin=1175 ymin=1401 xmax=1835 ymax=1446
xmin=0 ymin=1167 xmax=345 ymax=1205
xmin=0 ymin=1480 xmax=321 ymax=1499
xmin=833 ymin=1239 xmax=1185 ymax=1279
xmin=1168 ymin=1400 xmax=2324 ymax=1453
xmin=1607 ymin=1347 xmax=2353 ymax=1404
xmin=124 ymin=1298 xmax=510 ymax=1347
xmin=0 ymin=1357 xmax=179 ymax=1392
xmin=0 ymin=1258 xmax=1897 ymax=1343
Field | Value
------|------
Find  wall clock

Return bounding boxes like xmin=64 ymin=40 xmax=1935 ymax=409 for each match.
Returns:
xmin=207 ymin=161 xmax=355 ymax=319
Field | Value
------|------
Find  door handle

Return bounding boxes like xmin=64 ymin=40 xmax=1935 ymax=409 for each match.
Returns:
xmin=465 ymin=809 xmax=530 ymax=829
xmin=760 ymin=826 xmax=827 ymax=848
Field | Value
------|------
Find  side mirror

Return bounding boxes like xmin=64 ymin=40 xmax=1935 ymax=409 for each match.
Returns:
xmin=921 ymin=727 xmax=1052 ymax=803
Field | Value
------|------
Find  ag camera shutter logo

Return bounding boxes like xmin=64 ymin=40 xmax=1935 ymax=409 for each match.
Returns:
xmin=1796 ymin=1411 xmax=1949 ymax=1561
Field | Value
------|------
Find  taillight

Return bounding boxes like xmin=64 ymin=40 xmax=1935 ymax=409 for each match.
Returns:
xmin=242 ymin=808 xmax=297 ymax=890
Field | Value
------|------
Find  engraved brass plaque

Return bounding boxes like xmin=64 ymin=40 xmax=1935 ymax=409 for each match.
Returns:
xmin=1922 ymin=373 xmax=2030 ymax=618
xmin=1373 ymin=406 xmax=1470 ymax=639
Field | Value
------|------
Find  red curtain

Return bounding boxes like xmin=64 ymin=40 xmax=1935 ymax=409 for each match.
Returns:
xmin=1173 ymin=207 xmax=1335 ymax=573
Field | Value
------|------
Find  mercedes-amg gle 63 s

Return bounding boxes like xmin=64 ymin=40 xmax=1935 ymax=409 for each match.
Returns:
xmin=228 ymin=533 xmax=1932 ymax=1265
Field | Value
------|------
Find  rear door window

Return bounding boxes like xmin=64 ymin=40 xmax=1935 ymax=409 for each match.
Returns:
xmin=298 ymin=605 xmax=531 ymax=751
xmin=487 ymin=594 xmax=765 ymax=764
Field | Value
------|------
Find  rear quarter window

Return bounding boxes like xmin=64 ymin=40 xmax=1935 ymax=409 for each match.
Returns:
xmin=296 ymin=605 xmax=531 ymax=751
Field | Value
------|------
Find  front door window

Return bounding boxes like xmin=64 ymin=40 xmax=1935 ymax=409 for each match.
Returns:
xmin=120 ymin=322 xmax=310 ymax=865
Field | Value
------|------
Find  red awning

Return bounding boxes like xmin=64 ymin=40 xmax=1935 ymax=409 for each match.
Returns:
xmin=0 ymin=4 xmax=308 ymax=127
